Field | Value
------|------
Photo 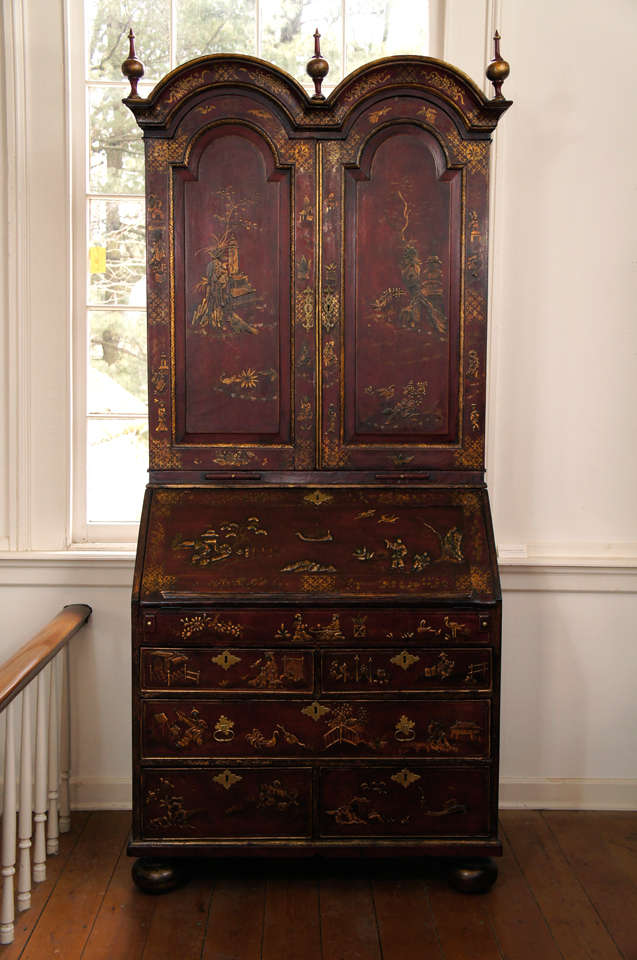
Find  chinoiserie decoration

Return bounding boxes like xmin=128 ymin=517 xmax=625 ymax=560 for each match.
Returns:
xmin=125 ymin=25 xmax=511 ymax=895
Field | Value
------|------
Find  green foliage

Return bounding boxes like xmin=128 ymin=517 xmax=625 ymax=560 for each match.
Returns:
xmin=261 ymin=0 xmax=342 ymax=83
xmin=87 ymin=0 xmax=170 ymax=80
xmin=346 ymin=0 xmax=428 ymax=74
xmin=176 ymin=0 xmax=257 ymax=61
xmin=89 ymin=86 xmax=145 ymax=194
xmin=89 ymin=310 xmax=148 ymax=407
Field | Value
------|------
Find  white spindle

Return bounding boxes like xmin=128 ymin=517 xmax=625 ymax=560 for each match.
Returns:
xmin=47 ymin=661 xmax=59 ymax=856
xmin=17 ymin=686 xmax=33 ymax=911
xmin=1 ymin=700 xmax=17 ymax=943
xmin=59 ymin=646 xmax=71 ymax=833
xmin=33 ymin=670 xmax=48 ymax=882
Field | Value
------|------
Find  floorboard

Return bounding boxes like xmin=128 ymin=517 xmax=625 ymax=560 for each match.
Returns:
xmin=484 ymin=829 xmax=563 ymax=960
xmin=427 ymin=867 xmax=504 ymax=960
xmin=142 ymin=861 xmax=214 ymax=960
xmin=261 ymin=862 xmax=321 ymax=960
xmin=319 ymin=863 xmax=382 ymax=960
xmin=20 ymin=812 xmax=129 ymax=960
xmin=3 ymin=811 xmax=637 ymax=959
xmin=1 ymin=814 xmax=89 ymax=960
xmin=543 ymin=811 xmax=637 ymax=960
xmin=369 ymin=860 xmax=443 ymax=960
xmin=201 ymin=863 xmax=266 ymax=960
xmin=81 ymin=839 xmax=155 ymax=960
xmin=501 ymin=810 xmax=623 ymax=960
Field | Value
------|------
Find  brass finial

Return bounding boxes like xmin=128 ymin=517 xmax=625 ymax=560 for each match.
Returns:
xmin=121 ymin=28 xmax=144 ymax=99
xmin=306 ymin=29 xmax=329 ymax=101
xmin=486 ymin=30 xmax=510 ymax=99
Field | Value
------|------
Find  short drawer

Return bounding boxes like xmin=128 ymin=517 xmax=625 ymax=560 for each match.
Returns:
xmin=139 ymin=608 xmax=493 ymax=647
xmin=142 ymin=698 xmax=490 ymax=761
xmin=141 ymin=766 xmax=312 ymax=840
xmin=322 ymin=648 xmax=491 ymax=693
xmin=141 ymin=647 xmax=314 ymax=693
xmin=319 ymin=765 xmax=491 ymax=838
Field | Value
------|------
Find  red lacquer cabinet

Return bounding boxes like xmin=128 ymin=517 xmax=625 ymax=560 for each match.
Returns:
xmin=124 ymin=33 xmax=511 ymax=893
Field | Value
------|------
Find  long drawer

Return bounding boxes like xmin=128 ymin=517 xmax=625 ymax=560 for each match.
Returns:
xmin=141 ymin=698 xmax=491 ymax=760
xmin=141 ymin=766 xmax=312 ymax=839
xmin=140 ymin=608 xmax=493 ymax=647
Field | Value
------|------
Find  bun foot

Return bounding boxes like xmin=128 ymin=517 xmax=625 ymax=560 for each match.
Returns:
xmin=447 ymin=857 xmax=498 ymax=893
xmin=131 ymin=858 xmax=187 ymax=894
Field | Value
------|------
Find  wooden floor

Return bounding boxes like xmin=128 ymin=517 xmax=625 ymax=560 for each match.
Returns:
xmin=3 ymin=810 xmax=636 ymax=959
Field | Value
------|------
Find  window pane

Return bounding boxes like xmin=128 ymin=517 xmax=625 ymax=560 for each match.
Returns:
xmin=88 ymin=198 xmax=146 ymax=306
xmin=88 ymin=310 xmax=148 ymax=413
xmin=261 ymin=0 xmax=342 ymax=86
xmin=176 ymin=0 xmax=257 ymax=62
xmin=87 ymin=418 xmax=148 ymax=522
xmin=89 ymin=86 xmax=145 ymax=194
xmin=346 ymin=0 xmax=429 ymax=75
xmin=86 ymin=0 xmax=170 ymax=81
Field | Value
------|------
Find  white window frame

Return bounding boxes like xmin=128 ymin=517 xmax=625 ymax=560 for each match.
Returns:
xmin=1 ymin=0 xmax=497 ymax=553
xmin=69 ymin=14 xmax=149 ymax=544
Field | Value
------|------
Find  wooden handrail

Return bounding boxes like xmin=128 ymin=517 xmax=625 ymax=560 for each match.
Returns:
xmin=0 ymin=605 xmax=92 ymax=713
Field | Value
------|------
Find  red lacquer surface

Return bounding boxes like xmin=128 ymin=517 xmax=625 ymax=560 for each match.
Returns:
xmin=319 ymin=765 xmax=490 ymax=837
xmin=125 ymin=52 xmax=511 ymax=865
xmin=141 ymin=698 xmax=490 ymax=760
xmin=174 ymin=127 xmax=290 ymax=443
xmin=346 ymin=127 xmax=460 ymax=445
xmin=139 ymin=607 xmax=494 ymax=648
xmin=140 ymin=486 xmax=497 ymax=602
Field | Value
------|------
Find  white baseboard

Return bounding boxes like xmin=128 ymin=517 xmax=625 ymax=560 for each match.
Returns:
xmin=68 ymin=777 xmax=637 ymax=813
xmin=71 ymin=777 xmax=132 ymax=810
xmin=499 ymin=777 xmax=637 ymax=811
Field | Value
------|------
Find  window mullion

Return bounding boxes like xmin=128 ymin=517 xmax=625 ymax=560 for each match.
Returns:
xmin=170 ymin=0 xmax=177 ymax=69
xmin=342 ymin=0 xmax=347 ymax=79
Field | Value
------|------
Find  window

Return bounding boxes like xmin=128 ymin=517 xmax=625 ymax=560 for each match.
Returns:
xmin=77 ymin=0 xmax=431 ymax=536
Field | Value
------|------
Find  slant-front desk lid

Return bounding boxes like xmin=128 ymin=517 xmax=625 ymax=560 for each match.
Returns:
xmin=137 ymin=486 xmax=498 ymax=604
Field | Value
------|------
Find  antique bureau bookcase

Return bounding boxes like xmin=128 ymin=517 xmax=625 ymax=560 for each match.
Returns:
xmin=123 ymin=30 xmax=511 ymax=893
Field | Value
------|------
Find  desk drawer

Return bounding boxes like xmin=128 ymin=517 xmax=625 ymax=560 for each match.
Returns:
xmin=142 ymin=698 xmax=490 ymax=761
xmin=141 ymin=648 xmax=313 ymax=693
xmin=140 ymin=608 xmax=493 ymax=647
xmin=319 ymin=765 xmax=491 ymax=838
xmin=141 ymin=766 xmax=312 ymax=840
xmin=321 ymin=648 xmax=491 ymax=693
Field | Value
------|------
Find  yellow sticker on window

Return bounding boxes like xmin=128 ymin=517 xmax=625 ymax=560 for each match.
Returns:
xmin=89 ymin=245 xmax=106 ymax=274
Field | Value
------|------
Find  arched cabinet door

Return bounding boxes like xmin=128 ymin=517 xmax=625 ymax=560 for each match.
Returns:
xmin=318 ymin=67 xmax=503 ymax=473
xmin=331 ymin=118 xmax=462 ymax=465
xmin=129 ymin=73 xmax=318 ymax=474
xmin=173 ymin=124 xmax=291 ymax=448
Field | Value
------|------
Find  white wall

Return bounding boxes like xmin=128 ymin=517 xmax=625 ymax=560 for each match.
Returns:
xmin=1 ymin=0 xmax=636 ymax=810
xmin=487 ymin=0 xmax=637 ymax=559
xmin=0 ymin=570 xmax=133 ymax=807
